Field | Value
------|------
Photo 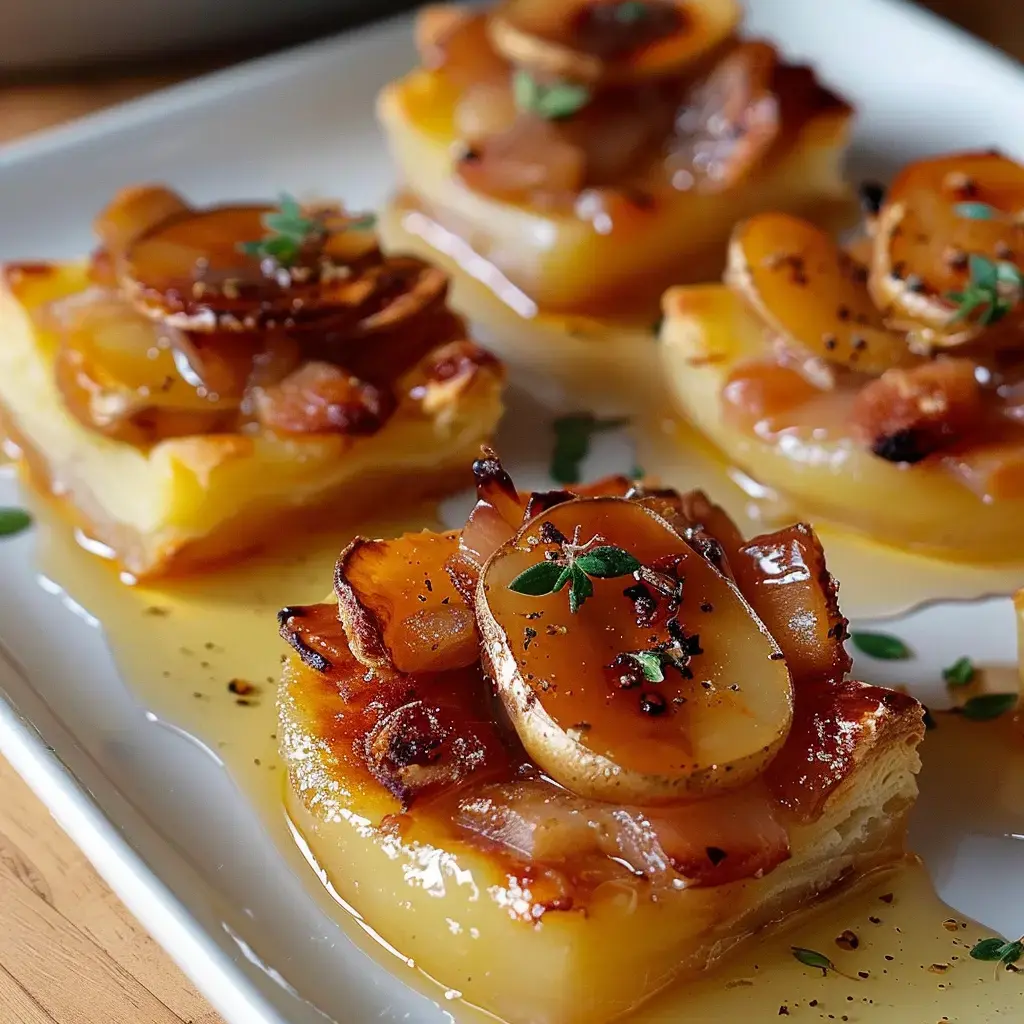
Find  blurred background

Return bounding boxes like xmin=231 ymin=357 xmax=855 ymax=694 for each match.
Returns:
xmin=0 ymin=0 xmax=1017 ymax=145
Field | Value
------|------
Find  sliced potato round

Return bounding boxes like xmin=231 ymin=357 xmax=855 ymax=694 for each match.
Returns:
xmin=489 ymin=0 xmax=740 ymax=85
xmin=727 ymin=212 xmax=912 ymax=376
xmin=476 ymin=496 xmax=792 ymax=804
xmin=868 ymin=151 xmax=1024 ymax=342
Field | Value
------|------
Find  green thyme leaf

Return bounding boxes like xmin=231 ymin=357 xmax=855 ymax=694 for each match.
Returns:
xmin=791 ymin=947 xmax=836 ymax=976
xmin=574 ymin=545 xmax=642 ymax=579
xmin=998 ymin=940 xmax=1024 ymax=966
xmin=513 ymin=70 xmax=591 ymax=120
xmin=0 ymin=508 xmax=32 ymax=538
xmin=850 ymin=631 xmax=912 ymax=660
xmin=970 ymin=253 xmax=999 ymax=290
xmin=507 ymin=561 xmax=568 ymax=597
xmin=551 ymin=414 xmax=630 ymax=484
xmin=615 ymin=1 xmax=649 ymax=23
xmin=628 ymin=651 xmax=665 ymax=682
xmin=953 ymin=202 xmax=999 ymax=220
xmin=942 ymin=656 xmax=975 ymax=688
xmin=970 ymin=938 xmax=1008 ymax=962
xmin=631 ymin=464 xmax=645 ymax=479
xmin=997 ymin=261 xmax=1023 ymax=287
xmin=552 ymin=566 xmax=573 ymax=592
xmin=237 ymin=192 xmax=333 ymax=267
xmin=568 ymin=564 xmax=594 ymax=614
xmin=960 ymin=693 xmax=1017 ymax=721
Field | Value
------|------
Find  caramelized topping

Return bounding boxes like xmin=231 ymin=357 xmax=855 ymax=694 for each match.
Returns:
xmin=728 ymin=212 xmax=911 ymax=376
xmin=849 ymin=358 xmax=983 ymax=463
xmin=478 ymin=496 xmax=793 ymax=803
xmin=26 ymin=185 xmax=483 ymax=449
xmin=868 ymin=151 xmax=1024 ymax=339
xmin=282 ymin=452 xmax=922 ymax=891
xmin=336 ymin=531 xmax=479 ymax=673
xmin=488 ymin=0 xmax=739 ymax=84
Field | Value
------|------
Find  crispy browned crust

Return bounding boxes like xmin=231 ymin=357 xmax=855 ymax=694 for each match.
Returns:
xmin=334 ymin=538 xmax=395 ymax=670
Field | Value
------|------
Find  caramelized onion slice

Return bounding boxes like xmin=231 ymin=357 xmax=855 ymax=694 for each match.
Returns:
xmin=727 ymin=213 xmax=912 ymax=375
xmin=868 ymin=151 xmax=1024 ymax=340
xmin=731 ymin=523 xmax=851 ymax=685
xmin=335 ymin=530 xmax=479 ymax=674
xmin=458 ymin=778 xmax=789 ymax=887
xmin=671 ymin=41 xmax=781 ymax=191
xmin=93 ymin=185 xmax=192 ymax=257
xmin=489 ymin=0 xmax=741 ymax=84
xmin=477 ymin=497 xmax=792 ymax=804
xmin=120 ymin=202 xmax=380 ymax=331
xmin=50 ymin=291 xmax=239 ymax=443
xmin=253 ymin=362 xmax=393 ymax=436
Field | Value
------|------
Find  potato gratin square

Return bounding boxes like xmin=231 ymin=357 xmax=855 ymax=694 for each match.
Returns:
xmin=0 ymin=186 xmax=504 ymax=578
xmin=279 ymin=452 xmax=924 ymax=1024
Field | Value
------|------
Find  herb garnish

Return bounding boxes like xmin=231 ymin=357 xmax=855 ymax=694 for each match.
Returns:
xmin=850 ymin=631 xmax=911 ymax=661
xmin=507 ymin=527 xmax=641 ymax=614
xmin=550 ymin=413 xmax=630 ymax=484
xmin=0 ymin=508 xmax=32 ymax=538
xmin=959 ymin=693 xmax=1018 ymax=721
xmin=238 ymin=193 xmax=375 ymax=267
xmin=624 ymin=650 xmax=666 ymax=682
xmin=971 ymin=936 xmax=1024 ymax=970
xmin=942 ymin=656 xmax=975 ymax=688
xmin=946 ymin=254 xmax=1022 ymax=327
xmin=954 ymin=202 xmax=999 ymax=220
xmin=513 ymin=70 xmax=591 ymax=120
xmin=791 ymin=947 xmax=845 ymax=978
xmin=614 ymin=0 xmax=650 ymax=23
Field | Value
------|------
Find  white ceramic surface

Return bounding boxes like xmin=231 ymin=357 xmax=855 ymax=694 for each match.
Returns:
xmin=1 ymin=4 xmax=1023 ymax=1023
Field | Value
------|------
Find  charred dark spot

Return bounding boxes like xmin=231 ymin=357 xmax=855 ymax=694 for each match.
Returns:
xmin=228 ymin=678 xmax=255 ymax=696
xmin=904 ymin=273 xmax=925 ymax=293
xmin=891 ymin=260 xmax=907 ymax=281
xmin=870 ymin=429 xmax=930 ymax=464
xmin=277 ymin=605 xmax=305 ymax=627
xmin=623 ymin=582 xmax=658 ymax=626
xmin=706 ymin=846 xmax=728 ymax=866
xmin=639 ymin=690 xmax=667 ymax=716
xmin=524 ymin=627 xmax=537 ymax=651
xmin=837 ymin=305 xmax=851 ymax=321
xmin=858 ymin=180 xmax=886 ymax=216
xmin=823 ymin=334 xmax=838 ymax=351
xmin=538 ymin=520 xmax=568 ymax=546
xmin=606 ymin=653 xmax=645 ymax=690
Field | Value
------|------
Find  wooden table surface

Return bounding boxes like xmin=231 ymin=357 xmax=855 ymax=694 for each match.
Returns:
xmin=0 ymin=5 xmax=1019 ymax=1023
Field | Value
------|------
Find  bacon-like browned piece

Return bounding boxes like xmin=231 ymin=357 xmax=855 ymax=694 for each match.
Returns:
xmin=849 ymin=357 xmax=983 ymax=463
xmin=254 ymin=362 xmax=394 ymax=435
xmin=731 ymin=523 xmax=851 ymax=685
xmin=336 ymin=530 xmax=479 ymax=674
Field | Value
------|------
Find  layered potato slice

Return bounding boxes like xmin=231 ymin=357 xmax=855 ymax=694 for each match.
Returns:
xmin=661 ymin=150 xmax=1024 ymax=560
xmin=377 ymin=1 xmax=854 ymax=326
xmin=279 ymin=452 xmax=924 ymax=1024
xmin=0 ymin=187 xmax=504 ymax=578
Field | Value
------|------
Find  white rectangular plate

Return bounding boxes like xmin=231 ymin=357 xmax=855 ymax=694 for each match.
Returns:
xmin=1 ymin=3 xmax=1024 ymax=1023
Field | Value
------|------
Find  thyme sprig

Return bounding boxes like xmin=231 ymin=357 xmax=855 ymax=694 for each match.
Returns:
xmin=507 ymin=525 xmax=641 ymax=614
xmin=0 ymin=508 xmax=32 ymax=538
xmin=513 ymin=70 xmax=591 ymax=120
xmin=238 ymin=193 xmax=375 ymax=267
xmin=947 ymin=254 xmax=1022 ymax=327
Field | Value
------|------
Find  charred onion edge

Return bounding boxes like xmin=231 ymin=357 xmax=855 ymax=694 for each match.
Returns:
xmin=334 ymin=539 xmax=395 ymax=670
xmin=475 ymin=496 xmax=793 ymax=804
xmin=277 ymin=605 xmax=332 ymax=674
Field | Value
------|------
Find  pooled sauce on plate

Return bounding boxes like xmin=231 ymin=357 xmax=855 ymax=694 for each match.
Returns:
xmin=19 ymin=487 xmax=1024 ymax=1022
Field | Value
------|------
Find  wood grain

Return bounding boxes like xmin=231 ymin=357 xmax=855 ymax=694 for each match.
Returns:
xmin=0 ymin=3 xmax=1017 ymax=1022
